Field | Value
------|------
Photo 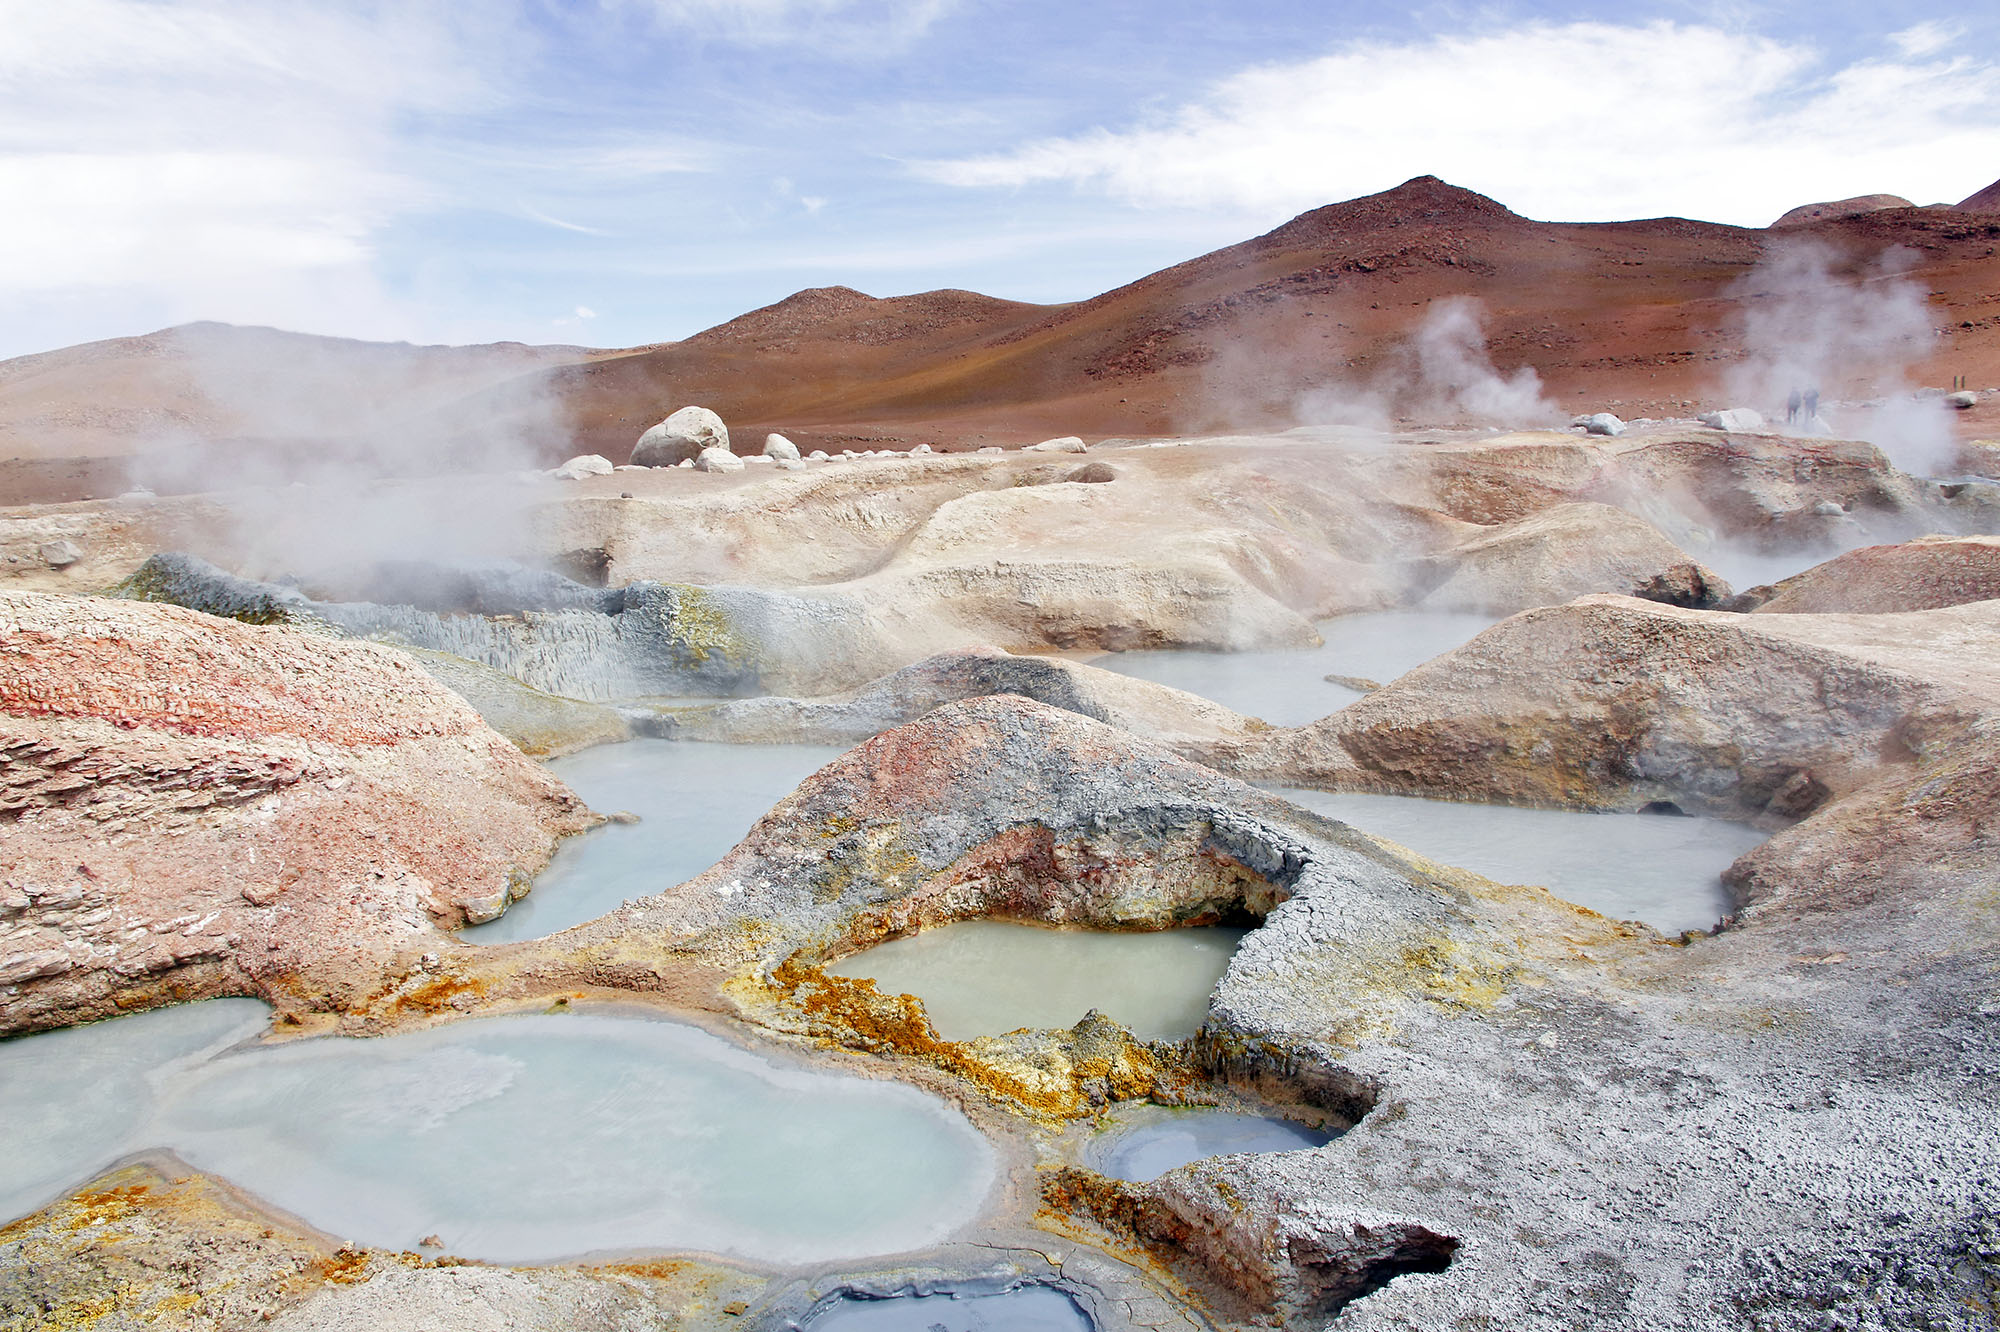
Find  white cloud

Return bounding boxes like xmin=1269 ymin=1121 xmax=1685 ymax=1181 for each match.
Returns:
xmin=1890 ymin=22 xmax=1960 ymax=60
xmin=575 ymin=306 xmax=598 ymax=319
xmin=609 ymin=0 xmax=953 ymax=50
xmin=920 ymin=22 xmax=2000 ymax=226
xmin=0 ymin=0 xmax=507 ymax=338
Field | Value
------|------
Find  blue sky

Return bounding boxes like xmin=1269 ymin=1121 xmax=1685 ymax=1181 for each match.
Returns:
xmin=2 ymin=0 xmax=1996 ymax=358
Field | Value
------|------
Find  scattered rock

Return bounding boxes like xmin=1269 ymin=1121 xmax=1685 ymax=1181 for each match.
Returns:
xmin=1575 ymin=412 xmax=1625 ymax=437
xmin=807 ymin=450 xmax=829 ymax=461
xmin=762 ymin=433 xmax=801 ymax=461
xmin=1946 ymin=390 xmax=1978 ymax=410
xmin=1065 ymin=462 xmax=1117 ymax=483
xmin=1025 ymin=436 xmax=1088 ymax=454
xmin=37 ymin=539 xmax=81 ymax=569
xmin=694 ymin=447 xmax=745 ymax=474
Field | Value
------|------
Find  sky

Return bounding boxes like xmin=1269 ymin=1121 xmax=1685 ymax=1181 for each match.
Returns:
xmin=3 ymin=0 xmax=1997 ymax=360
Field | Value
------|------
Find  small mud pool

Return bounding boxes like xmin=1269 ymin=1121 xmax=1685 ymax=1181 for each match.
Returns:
xmin=825 ymin=920 xmax=1248 ymax=1041
xmin=464 ymin=738 xmax=850 ymax=942
xmin=1098 ymin=610 xmax=1497 ymax=725
xmin=1 ymin=1006 xmax=996 ymax=1265
xmin=1269 ymin=787 xmax=1768 ymax=934
xmin=801 ymin=1284 xmax=1094 ymax=1331
xmin=1084 ymin=1105 xmax=1333 ymax=1183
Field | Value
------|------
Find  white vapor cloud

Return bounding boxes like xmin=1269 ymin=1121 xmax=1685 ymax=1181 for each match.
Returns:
xmin=922 ymin=22 xmax=2000 ymax=226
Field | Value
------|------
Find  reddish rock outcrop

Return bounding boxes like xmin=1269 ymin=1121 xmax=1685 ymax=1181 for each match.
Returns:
xmin=0 ymin=592 xmax=594 ymax=1034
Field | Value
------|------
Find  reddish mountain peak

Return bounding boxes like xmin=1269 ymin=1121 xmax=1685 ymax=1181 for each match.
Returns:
xmin=1255 ymin=176 xmax=1523 ymax=250
xmin=1959 ymin=177 xmax=2000 ymax=212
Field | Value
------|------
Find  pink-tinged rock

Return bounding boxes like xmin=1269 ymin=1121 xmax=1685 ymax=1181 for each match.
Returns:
xmin=0 ymin=591 xmax=595 ymax=1034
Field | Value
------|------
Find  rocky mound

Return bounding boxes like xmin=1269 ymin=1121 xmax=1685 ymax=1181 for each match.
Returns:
xmin=1771 ymin=194 xmax=1915 ymax=227
xmin=1742 ymin=534 xmax=2000 ymax=613
xmin=0 ymin=591 xmax=595 ymax=1034
xmin=658 ymin=644 xmax=1266 ymax=750
xmin=1411 ymin=501 xmax=1728 ymax=612
xmin=1244 ymin=594 xmax=2000 ymax=821
xmin=1958 ymin=176 xmax=2000 ymax=211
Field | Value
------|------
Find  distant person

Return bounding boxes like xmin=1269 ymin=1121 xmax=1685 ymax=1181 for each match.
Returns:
xmin=1804 ymin=387 xmax=1821 ymax=421
xmin=1786 ymin=388 xmax=1802 ymax=424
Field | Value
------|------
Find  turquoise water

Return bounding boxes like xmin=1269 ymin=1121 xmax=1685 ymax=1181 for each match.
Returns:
xmin=826 ymin=920 xmax=1248 ymax=1042
xmin=1 ymin=1005 xmax=996 ymax=1265
xmin=1085 ymin=1106 xmax=1332 ymax=1182
xmin=1269 ymin=787 xmax=1767 ymax=934
xmin=1097 ymin=610 xmax=1498 ymax=726
xmin=463 ymin=738 xmax=850 ymax=942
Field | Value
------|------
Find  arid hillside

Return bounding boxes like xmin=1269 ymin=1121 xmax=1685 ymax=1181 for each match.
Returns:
xmin=5 ymin=176 xmax=2000 ymax=503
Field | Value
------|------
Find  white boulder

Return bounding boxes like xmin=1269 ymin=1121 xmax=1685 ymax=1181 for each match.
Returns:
xmin=694 ymin=446 xmax=744 ymax=473
xmin=1025 ymin=435 xmax=1087 ymax=454
xmin=1947 ymin=390 xmax=1978 ymax=410
xmin=808 ymin=450 xmax=830 ymax=461
xmin=1700 ymin=408 xmax=1765 ymax=432
xmin=550 ymin=454 xmax=614 ymax=480
xmin=763 ymin=433 xmax=801 ymax=461
xmin=1576 ymin=412 xmax=1626 ymax=437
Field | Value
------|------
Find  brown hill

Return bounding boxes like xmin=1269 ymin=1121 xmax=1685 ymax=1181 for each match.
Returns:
xmin=1772 ymin=194 xmax=1915 ymax=227
xmin=1960 ymin=177 xmax=2000 ymax=211
xmin=7 ymin=175 xmax=2000 ymax=503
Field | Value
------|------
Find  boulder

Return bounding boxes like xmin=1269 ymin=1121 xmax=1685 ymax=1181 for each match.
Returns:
xmin=807 ymin=450 xmax=830 ymax=461
xmin=630 ymin=432 xmax=705 ymax=468
xmin=549 ymin=454 xmax=613 ymax=480
xmin=659 ymin=405 xmax=729 ymax=452
xmin=37 ymin=540 xmax=81 ymax=570
xmin=0 ymin=591 xmax=594 ymax=1034
xmin=1947 ymin=390 xmax=1977 ymax=410
xmin=1699 ymin=408 xmax=1764 ymax=432
xmin=1025 ymin=436 xmax=1087 ymax=454
xmin=762 ymin=433 xmax=801 ymax=462
xmin=694 ymin=446 xmax=744 ymax=474
xmin=1575 ymin=412 xmax=1625 ymax=437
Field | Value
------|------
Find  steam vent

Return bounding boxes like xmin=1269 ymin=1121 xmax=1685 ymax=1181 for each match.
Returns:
xmin=6 ymin=22 xmax=2000 ymax=1323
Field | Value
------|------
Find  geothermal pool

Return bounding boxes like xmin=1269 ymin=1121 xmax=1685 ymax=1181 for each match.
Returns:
xmin=825 ymin=920 xmax=1248 ymax=1041
xmin=1097 ymin=610 xmax=1498 ymax=725
xmin=1269 ymin=787 xmax=1767 ymax=934
xmin=463 ymin=738 xmax=849 ymax=942
xmin=1085 ymin=1105 xmax=1333 ymax=1183
xmin=0 ymin=1005 xmax=995 ymax=1264
xmin=802 ymin=1284 xmax=1094 ymax=1331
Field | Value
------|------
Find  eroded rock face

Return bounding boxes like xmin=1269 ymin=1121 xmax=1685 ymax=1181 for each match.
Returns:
xmin=1742 ymin=534 xmax=2000 ymax=614
xmin=1243 ymin=595 xmax=2000 ymax=821
xmin=0 ymin=591 xmax=594 ymax=1034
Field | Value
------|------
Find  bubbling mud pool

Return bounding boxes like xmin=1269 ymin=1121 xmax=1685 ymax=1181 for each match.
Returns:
xmin=801 ymin=1284 xmax=1094 ymax=1331
xmin=0 ymin=1004 xmax=996 ymax=1265
xmin=1083 ymin=1105 xmax=1334 ymax=1183
xmin=1269 ymin=787 xmax=1768 ymax=935
xmin=1097 ymin=610 xmax=1499 ymax=725
xmin=825 ymin=920 xmax=1248 ymax=1041
xmin=462 ymin=738 xmax=850 ymax=942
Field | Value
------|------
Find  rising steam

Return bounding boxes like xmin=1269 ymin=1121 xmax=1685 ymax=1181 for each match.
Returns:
xmin=1726 ymin=241 xmax=1954 ymax=475
xmin=1291 ymin=297 xmax=1558 ymax=431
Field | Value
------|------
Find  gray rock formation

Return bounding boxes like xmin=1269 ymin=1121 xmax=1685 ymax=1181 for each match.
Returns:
xmin=630 ymin=432 xmax=704 ymax=467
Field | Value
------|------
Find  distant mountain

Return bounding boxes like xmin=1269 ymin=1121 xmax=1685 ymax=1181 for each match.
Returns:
xmin=6 ymin=175 xmax=1999 ymax=503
